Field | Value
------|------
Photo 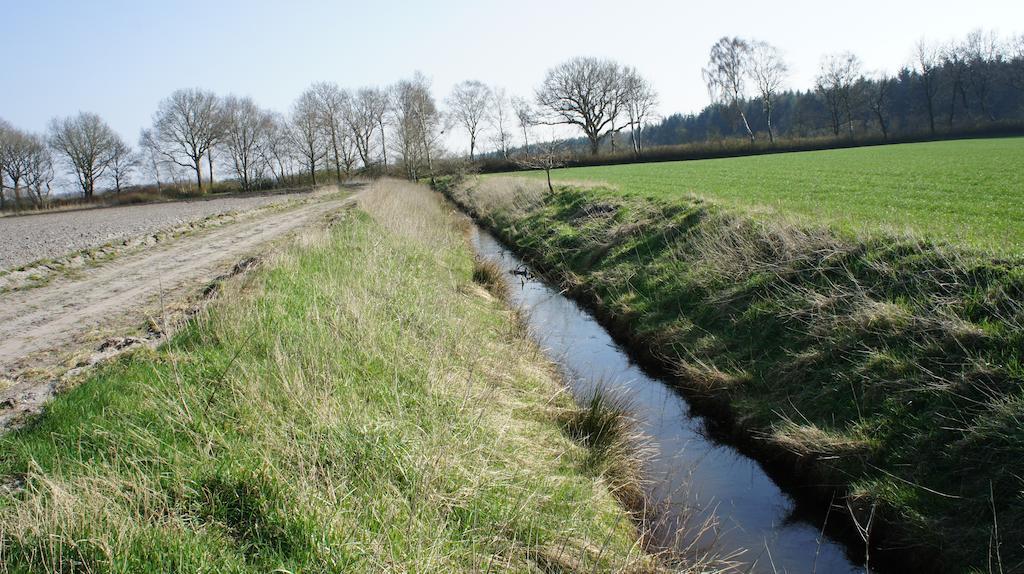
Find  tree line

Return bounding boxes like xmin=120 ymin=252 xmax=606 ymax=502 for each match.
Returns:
xmin=644 ymin=30 xmax=1024 ymax=148
xmin=3 ymin=28 xmax=1021 ymax=208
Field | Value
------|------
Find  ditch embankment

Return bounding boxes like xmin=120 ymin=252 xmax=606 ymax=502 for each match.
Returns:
xmin=0 ymin=180 xmax=664 ymax=572
xmin=439 ymin=174 xmax=1024 ymax=573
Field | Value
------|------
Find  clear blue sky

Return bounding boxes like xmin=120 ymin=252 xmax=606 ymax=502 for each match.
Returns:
xmin=2 ymin=0 xmax=1021 ymax=153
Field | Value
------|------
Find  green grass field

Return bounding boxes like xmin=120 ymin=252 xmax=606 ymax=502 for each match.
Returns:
xmin=519 ymin=137 xmax=1024 ymax=254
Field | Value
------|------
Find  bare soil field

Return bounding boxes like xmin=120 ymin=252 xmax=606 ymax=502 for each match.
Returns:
xmin=0 ymin=188 xmax=356 ymax=429
xmin=0 ymin=191 xmax=314 ymax=271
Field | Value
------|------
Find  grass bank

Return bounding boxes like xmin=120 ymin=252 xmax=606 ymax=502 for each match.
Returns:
xmin=441 ymin=175 xmax=1024 ymax=572
xmin=0 ymin=180 xmax=661 ymax=572
xmin=512 ymin=137 xmax=1024 ymax=254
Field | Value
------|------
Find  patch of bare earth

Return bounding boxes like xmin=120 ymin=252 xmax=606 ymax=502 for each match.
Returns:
xmin=0 ymin=188 xmax=357 ymax=430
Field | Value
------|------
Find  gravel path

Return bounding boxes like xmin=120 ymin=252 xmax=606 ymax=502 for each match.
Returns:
xmin=0 ymin=192 xmax=311 ymax=270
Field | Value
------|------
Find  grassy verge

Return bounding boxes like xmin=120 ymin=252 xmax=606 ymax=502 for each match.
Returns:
xmin=0 ymin=180 xmax=658 ymax=572
xmin=512 ymin=137 xmax=1024 ymax=254
xmin=441 ymin=175 xmax=1024 ymax=573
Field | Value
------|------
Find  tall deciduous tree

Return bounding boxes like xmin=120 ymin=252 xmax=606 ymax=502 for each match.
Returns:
xmin=346 ymin=87 xmax=388 ymax=169
xmin=310 ymin=82 xmax=347 ymax=182
xmin=815 ymin=52 xmax=862 ymax=137
xmin=914 ymin=40 xmax=941 ymax=135
xmin=448 ymin=80 xmax=492 ymax=160
xmin=621 ymin=67 xmax=658 ymax=155
xmin=47 ymin=112 xmax=120 ymax=198
xmin=703 ymin=37 xmax=755 ymax=143
xmin=222 ymin=95 xmax=271 ymax=191
xmin=536 ymin=57 xmax=627 ymax=155
xmin=1 ymin=127 xmax=51 ymax=210
xmin=748 ymin=41 xmax=788 ymax=143
xmin=108 ymin=139 xmax=139 ymax=194
xmin=488 ymin=87 xmax=514 ymax=160
xmin=151 ymin=88 xmax=222 ymax=192
xmin=391 ymin=73 xmax=442 ymax=180
xmin=291 ymin=90 xmax=327 ymax=185
xmin=511 ymin=96 xmax=534 ymax=154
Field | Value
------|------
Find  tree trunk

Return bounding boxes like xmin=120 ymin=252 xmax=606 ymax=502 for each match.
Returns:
xmin=738 ymin=109 xmax=755 ymax=143
xmin=379 ymin=120 xmax=388 ymax=168
xmin=765 ymin=97 xmax=775 ymax=143
xmin=588 ymin=134 xmax=600 ymax=155
xmin=207 ymin=152 xmax=214 ymax=188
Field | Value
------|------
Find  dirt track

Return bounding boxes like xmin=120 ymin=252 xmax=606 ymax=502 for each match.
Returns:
xmin=0 ymin=192 xmax=314 ymax=271
xmin=0 ymin=189 xmax=355 ymax=425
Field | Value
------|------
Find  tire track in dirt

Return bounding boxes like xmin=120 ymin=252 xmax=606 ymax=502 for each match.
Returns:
xmin=0 ymin=189 xmax=357 ymax=426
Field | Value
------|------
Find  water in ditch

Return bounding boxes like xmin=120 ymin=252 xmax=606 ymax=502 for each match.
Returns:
xmin=470 ymin=225 xmax=864 ymax=574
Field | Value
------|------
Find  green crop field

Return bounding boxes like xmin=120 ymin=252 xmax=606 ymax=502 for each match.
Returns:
xmin=515 ymin=137 xmax=1024 ymax=254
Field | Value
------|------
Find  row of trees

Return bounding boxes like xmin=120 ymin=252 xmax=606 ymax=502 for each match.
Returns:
xmin=659 ymin=30 xmax=1024 ymax=147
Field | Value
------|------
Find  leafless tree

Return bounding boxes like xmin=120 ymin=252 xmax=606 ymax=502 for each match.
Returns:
xmin=488 ymin=87 xmax=514 ymax=159
xmin=310 ymin=82 xmax=348 ymax=182
xmin=867 ymin=71 xmax=893 ymax=140
xmin=815 ymin=52 xmax=862 ymax=137
xmin=391 ymin=73 xmax=443 ymax=181
xmin=0 ymin=119 xmax=11 ymax=210
xmin=291 ymin=90 xmax=327 ymax=185
xmin=536 ymin=57 xmax=628 ymax=155
xmin=621 ymin=67 xmax=658 ymax=155
xmin=108 ymin=139 xmax=140 ymax=193
xmin=47 ymin=112 xmax=120 ymax=198
xmin=914 ymin=40 xmax=941 ymax=135
xmin=963 ymin=29 xmax=1001 ymax=120
xmin=942 ymin=41 xmax=970 ymax=128
xmin=1 ymin=127 xmax=51 ymax=210
xmin=346 ymin=87 xmax=387 ymax=169
xmin=448 ymin=80 xmax=492 ymax=160
xmin=511 ymin=96 xmax=535 ymax=155
xmin=151 ymin=88 xmax=222 ymax=192
xmin=222 ymin=95 xmax=271 ymax=191
xmin=514 ymin=134 xmax=565 ymax=194
xmin=261 ymin=112 xmax=295 ymax=185
xmin=138 ymin=128 xmax=164 ymax=190
xmin=748 ymin=41 xmax=788 ymax=143
xmin=703 ymin=37 xmax=755 ymax=143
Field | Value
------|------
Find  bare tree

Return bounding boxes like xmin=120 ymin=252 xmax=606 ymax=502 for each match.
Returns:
xmin=536 ymin=57 xmax=628 ymax=155
xmin=489 ymin=87 xmax=514 ymax=159
xmin=514 ymin=134 xmax=565 ymax=194
xmin=291 ymin=90 xmax=327 ymax=185
xmin=0 ymin=119 xmax=10 ymax=210
xmin=222 ymin=95 xmax=271 ymax=191
xmin=914 ymin=40 xmax=941 ymax=135
xmin=703 ymin=37 xmax=755 ymax=143
xmin=261 ymin=112 xmax=295 ymax=185
xmin=868 ymin=72 xmax=893 ymax=140
xmin=310 ymin=82 xmax=347 ymax=182
xmin=942 ymin=41 xmax=970 ymax=128
xmin=151 ymin=88 xmax=222 ymax=192
xmin=511 ymin=96 xmax=535 ymax=155
xmin=963 ymin=29 xmax=1001 ymax=121
xmin=138 ymin=128 xmax=164 ymax=190
xmin=748 ymin=41 xmax=788 ymax=143
xmin=346 ymin=87 xmax=387 ymax=169
xmin=448 ymin=80 xmax=492 ymax=160
xmin=108 ymin=139 xmax=139 ymax=193
xmin=391 ymin=73 xmax=443 ymax=180
xmin=816 ymin=52 xmax=862 ymax=137
xmin=47 ymin=112 xmax=120 ymax=199
xmin=621 ymin=67 xmax=658 ymax=155
xmin=1 ymin=128 xmax=51 ymax=210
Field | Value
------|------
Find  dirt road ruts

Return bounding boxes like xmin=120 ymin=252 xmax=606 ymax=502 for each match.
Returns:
xmin=0 ymin=191 xmax=313 ymax=271
xmin=0 ymin=190 xmax=356 ymax=428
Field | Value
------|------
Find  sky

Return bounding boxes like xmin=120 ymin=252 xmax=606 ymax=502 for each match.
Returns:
xmin=2 ymin=0 xmax=1022 ymax=156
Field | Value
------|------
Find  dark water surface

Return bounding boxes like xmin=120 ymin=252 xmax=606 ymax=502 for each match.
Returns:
xmin=470 ymin=226 xmax=864 ymax=574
